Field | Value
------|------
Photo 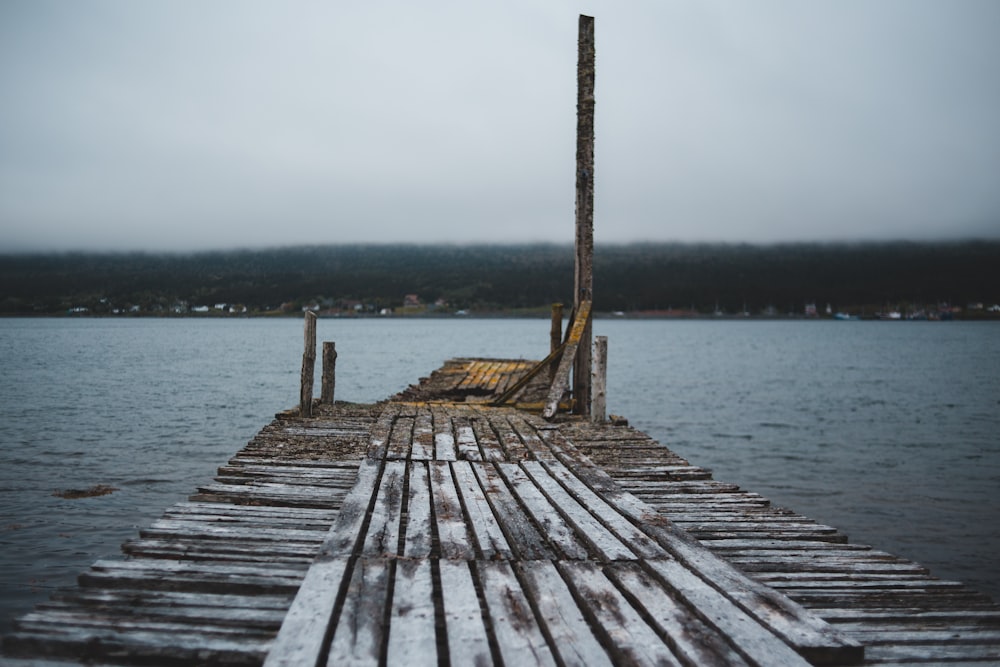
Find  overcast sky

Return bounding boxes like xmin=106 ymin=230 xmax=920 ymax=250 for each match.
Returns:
xmin=1 ymin=1 xmax=998 ymax=252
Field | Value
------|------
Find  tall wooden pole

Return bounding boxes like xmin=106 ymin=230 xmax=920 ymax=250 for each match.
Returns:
xmin=573 ymin=14 xmax=595 ymax=415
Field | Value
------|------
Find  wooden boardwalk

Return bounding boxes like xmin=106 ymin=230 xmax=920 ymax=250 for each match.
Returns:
xmin=3 ymin=359 xmax=999 ymax=666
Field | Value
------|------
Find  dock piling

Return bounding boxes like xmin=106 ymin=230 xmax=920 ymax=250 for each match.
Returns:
xmin=550 ymin=303 xmax=564 ymax=356
xmin=573 ymin=15 xmax=596 ymax=415
xmin=321 ymin=341 xmax=337 ymax=405
xmin=300 ymin=311 xmax=316 ymax=417
xmin=591 ymin=335 xmax=607 ymax=422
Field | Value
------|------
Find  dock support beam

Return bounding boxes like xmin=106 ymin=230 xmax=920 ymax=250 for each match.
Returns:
xmin=591 ymin=335 xmax=607 ymax=422
xmin=299 ymin=312 xmax=316 ymax=417
xmin=573 ymin=15 xmax=595 ymax=416
xmin=321 ymin=341 xmax=337 ymax=405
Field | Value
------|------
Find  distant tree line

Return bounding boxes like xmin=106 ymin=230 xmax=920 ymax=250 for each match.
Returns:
xmin=1 ymin=241 xmax=998 ymax=317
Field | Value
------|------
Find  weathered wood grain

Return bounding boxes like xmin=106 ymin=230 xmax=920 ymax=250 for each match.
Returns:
xmin=431 ymin=406 xmax=457 ymax=461
xmin=319 ymin=459 xmax=383 ymax=557
xmin=543 ymin=300 xmax=592 ymax=419
xmin=608 ymin=562 xmax=751 ymax=666
xmin=404 ymin=461 xmax=433 ymax=558
xmin=557 ymin=560 xmax=686 ymax=667
xmin=453 ymin=416 xmax=481 ymax=461
xmin=645 ymin=558 xmax=814 ymax=666
xmin=495 ymin=462 xmax=589 ymax=560
xmin=362 ymin=460 xmax=405 ymax=557
xmin=428 ymin=461 xmax=475 ymax=560
xmin=300 ymin=311 xmax=317 ymax=417
xmin=262 ymin=558 xmax=349 ymax=667
xmin=325 ymin=558 xmax=390 ymax=666
xmin=519 ymin=460 xmax=634 ymax=561
xmin=476 ymin=560 xmax=557 ymax=667
xmin=385 ymin=559 xmax=437 ymax=664
xmin=438 ymin=560 xmax=492 ymax=665
xmin=451 ymin=462 xmax=512 ymax=560
xmin=515 ymin=560 xmax=613 ymax=667
xmin=530 ymin=460 xmax=668 ymax=559
xmin=473 ymin=462 xmax=555 ymax=560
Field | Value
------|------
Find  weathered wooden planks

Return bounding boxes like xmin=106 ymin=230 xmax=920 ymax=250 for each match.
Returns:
xmin=2 ymin=402 xmax=378 ymax=666
xmin=566 ymin=416 xmax=1000 ymax=667
xmin=6 ymin=367 xmax=1000 ymax=666
xmin=264 ymin=402 xmax=861 ymax=667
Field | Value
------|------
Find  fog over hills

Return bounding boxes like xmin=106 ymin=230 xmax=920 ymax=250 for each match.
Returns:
xmin=2 ymin=242 xmax=998 ymax=318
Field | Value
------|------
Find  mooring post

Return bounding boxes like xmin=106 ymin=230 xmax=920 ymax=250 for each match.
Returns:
xmin=300 ymin=312 xmax=317 ymax=417
xmin=321 ymin=341 xmax=337 ymax=405
xmin=550 ymin=303 xmax=564 ymax=355
xmin=573 ymin=14 xmax=595 ymax=416
xmin=591 ymin=335 xmax=607 ymax=422
xmin=550 ymin=302 xmax=565 ymax=383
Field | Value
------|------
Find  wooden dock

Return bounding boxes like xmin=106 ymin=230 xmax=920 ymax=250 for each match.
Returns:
xmin=6 ymin=16 xmax=999 ymax=666
xmin=4 ymin=358 xmax=999 ymax=666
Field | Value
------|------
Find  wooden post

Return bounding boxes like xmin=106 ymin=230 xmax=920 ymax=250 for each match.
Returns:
xmin=591 ymin=335 xmax=607 ymax=422
xmin=573 ymin=14 xmax=595 ymax=416
xmin=550 ymin=303 xmax=564 ymax=355
xmin=299 ymin=312 xmax=316 ymax=417
xmin=550 ymin=302 xmax=564 ymax=384
xmin=321 ymin=341 xmax=337 ymax=405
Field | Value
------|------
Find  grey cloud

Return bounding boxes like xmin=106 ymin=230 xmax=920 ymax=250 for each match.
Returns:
xmin=1 ymin=0 xmax=998 ymax=251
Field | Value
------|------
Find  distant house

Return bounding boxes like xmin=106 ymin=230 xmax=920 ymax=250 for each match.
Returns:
xmin=192 ymin=305 xmax=210 ymax=313
xmin=805 ymin=302 xmax=818 ymax=317
xmin=403 ymin=294 xmax=421 ymax=308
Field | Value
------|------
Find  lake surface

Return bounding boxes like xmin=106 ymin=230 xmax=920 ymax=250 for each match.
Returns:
xmin=1 ymin=317 xmax=998 ymax=632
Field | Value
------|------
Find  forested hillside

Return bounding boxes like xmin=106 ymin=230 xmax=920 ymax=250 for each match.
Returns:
xmin=2 ymin=241 xmax=998 ymax=318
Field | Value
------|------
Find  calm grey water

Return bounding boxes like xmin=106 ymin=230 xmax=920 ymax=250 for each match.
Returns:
xmin=1 ymin=318 xmax=998 ymax=632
